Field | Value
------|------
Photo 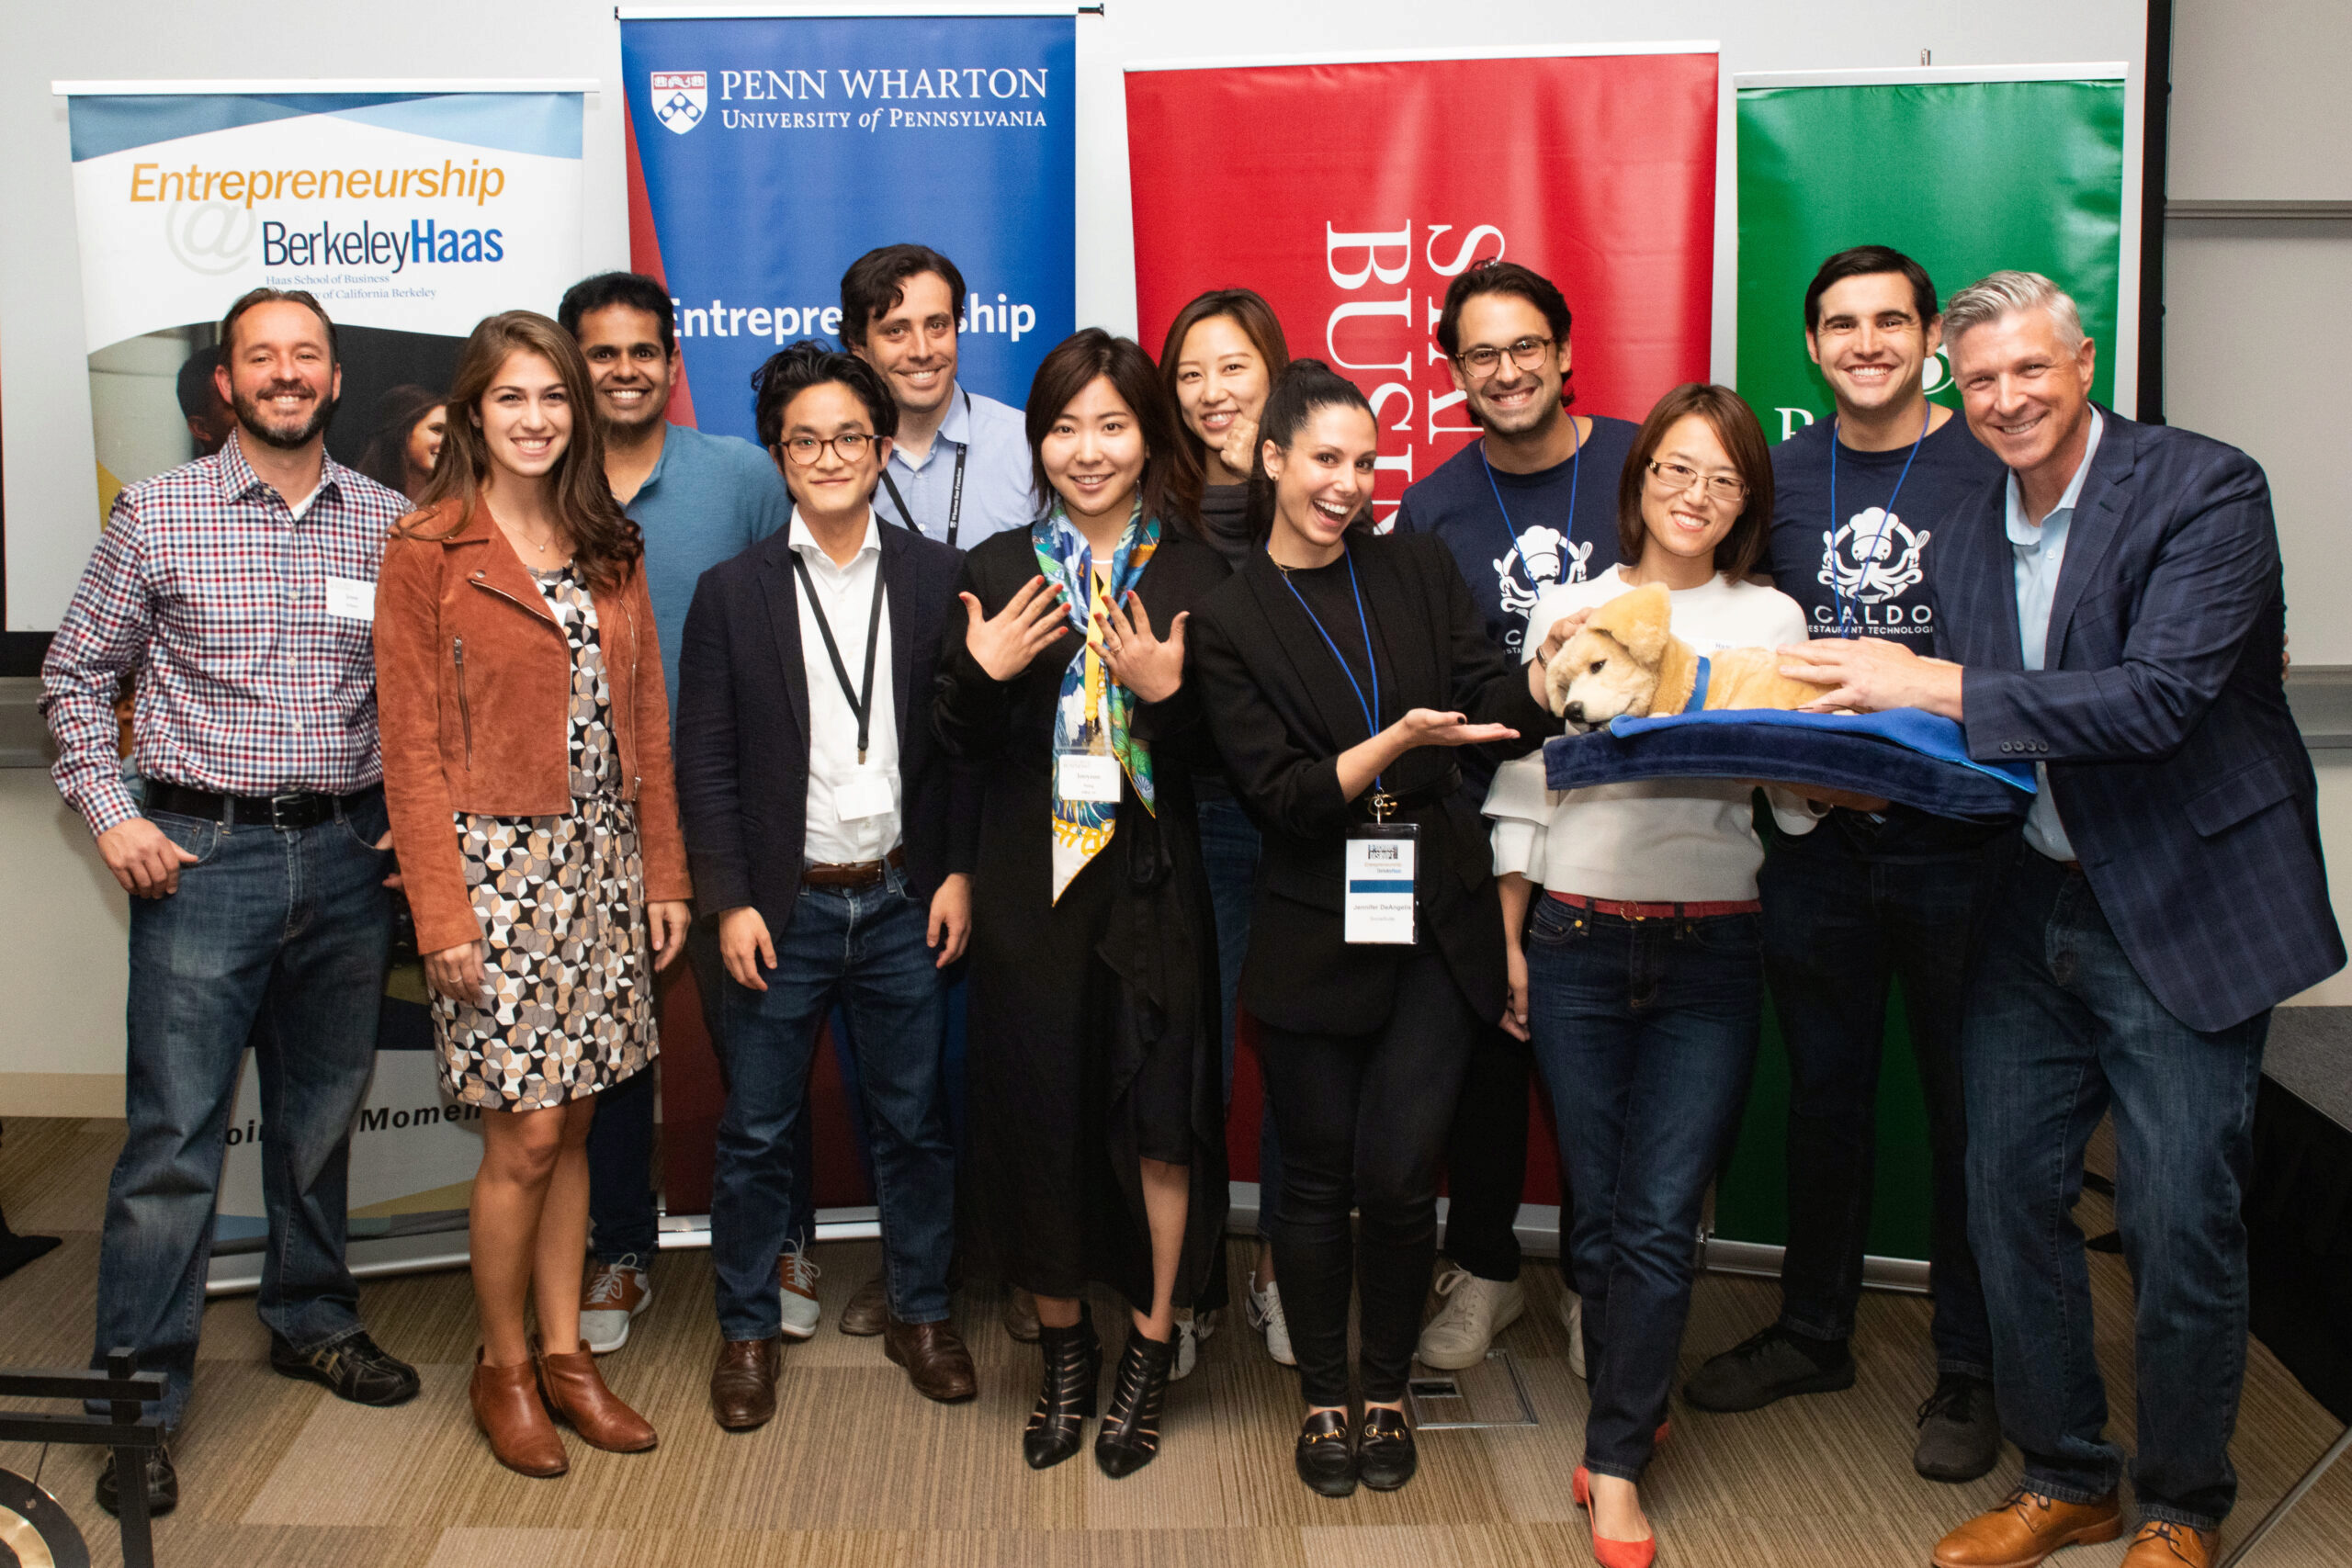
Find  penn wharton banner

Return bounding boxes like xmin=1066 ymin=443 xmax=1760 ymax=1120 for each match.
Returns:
xmin=618 ymin=10 xmax=1076 ymax=438
xmin=58 ymin=86 xmax=585 ymax=525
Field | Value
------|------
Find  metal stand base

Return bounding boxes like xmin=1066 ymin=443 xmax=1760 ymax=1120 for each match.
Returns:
xmin=2218 ymin=1420 xmax=2352 ymax=1568
xmin=1406 ymin=1347 xmax=1539 ymax=1429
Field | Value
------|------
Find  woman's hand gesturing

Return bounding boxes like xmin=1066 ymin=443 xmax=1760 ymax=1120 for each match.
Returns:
xmin=1095 ymin=590 xmax=1189 ymax=705
xmin=1392 ymin=708 xmax=1521 ymax=750
xmin=958 ymin=575 xmax=1070 ymax=682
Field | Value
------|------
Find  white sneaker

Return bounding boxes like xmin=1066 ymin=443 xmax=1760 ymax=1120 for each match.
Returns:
xmin=1246 ymin=1277 xmax=1296 ymax=1367
xmin=1170 ymin=1307 xmax=1217 ymax=1381
xmin=1415 ymin=1268 xmax=1525 ymax=1370
xmin=1558 ymin=1286 xmax=1587 ymax=1379
xmin=579 ymin=1254 xmax=652 ymax=1355
xmin=778 ymin=1245 xmax=821 ymax=1340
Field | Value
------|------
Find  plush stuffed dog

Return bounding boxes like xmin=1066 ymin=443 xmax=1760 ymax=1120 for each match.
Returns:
xmin=1544 ymin=582 xmax=1836 ymax=728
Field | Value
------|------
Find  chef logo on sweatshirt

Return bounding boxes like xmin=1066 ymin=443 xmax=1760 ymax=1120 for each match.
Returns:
xmin=1816 ymin=506 xmax=1933 ymax=634
xmin=1495 ymin=525 xmax=1592 ymax=649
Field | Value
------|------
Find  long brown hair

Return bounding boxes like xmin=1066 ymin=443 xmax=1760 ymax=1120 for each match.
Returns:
xmin=1615 ymin=383 xmax=1775 ymax=581
xmin=1156 ymin=288 xmax=1291 ymax=524
xmin=412 ymin=310 xmax=641 ymax=592
xmin=1023 ymin=328 xmax=1190 ymax=537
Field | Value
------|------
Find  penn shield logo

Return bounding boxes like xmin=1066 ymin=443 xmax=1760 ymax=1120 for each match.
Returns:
xmin=652 ymin=72 xmax=707 ymax=135
xmin=1819 ymin=506 xmax=1931 ymax=604
xmin=1494 ymin=525 xmax=1592 ymax=650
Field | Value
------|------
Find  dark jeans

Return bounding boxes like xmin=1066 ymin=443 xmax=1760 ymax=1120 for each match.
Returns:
xmin=1759 ymin=819 xmax=1996 ymax=1378
xmin=712 ymin=868 xmax=956 ymax=1337
xmin=92 ymin=791 xmax=393 ymax=1427
xmin=1257 ymin=946 xmax=1479 ymax=1405
xmin=1198 ymin=793 xmax=1280 ymax=1234
xmin=1526 ymin=897 xmax=1762 ymax=1481
xmin=586 ymin=910 xmax=734 ymax=1263
xmin=1964 ymin=852 xmax=2267 ymax=1532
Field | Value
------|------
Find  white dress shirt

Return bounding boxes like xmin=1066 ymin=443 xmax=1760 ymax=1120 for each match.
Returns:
xmin=791 ymin=511 xmax=902 ymax=865
xmin=2006 ymin=407 xmax=2104 ymax=863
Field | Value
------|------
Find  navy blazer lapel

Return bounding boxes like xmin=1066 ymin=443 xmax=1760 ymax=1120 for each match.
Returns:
xmin=1948 ymin=474 xmax=2025 ymax=672
xmin=879 ymin=525 xmax=917 ymax=754
xmin=757 ymin=536 xmax=812 ymax=743
xmin=1242 ymin=550 xmax=1379 ymax=750
xmin=2046 ymin=409 xmax=2134 ymax=667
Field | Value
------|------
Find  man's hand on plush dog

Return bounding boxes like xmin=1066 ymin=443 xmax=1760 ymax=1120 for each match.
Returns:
xmin=1778 ymin=636 xmax=1963 ymax=720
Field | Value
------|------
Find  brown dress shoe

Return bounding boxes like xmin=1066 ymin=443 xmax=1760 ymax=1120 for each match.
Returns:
xmin=2121 ymin=1521 xmax=2214 ymax=1568
xmin=839 ymin=1271 xmax=888 ymax=1337
xmin=1934 ymin=1489 xmax=2123 ymax=1568
xmin=538 ymin=1344 xmax=657 ymax=1452
xmin=1002 ymin=1286 xmax=1042 ymax=1343
xmin=711 ymin=1336 xmax=782 ymax=1430
xmin=884 ymin=1317 xmax=978 ymax=1403
xmin=470 ymin=1349 xmax=567 ymax=1477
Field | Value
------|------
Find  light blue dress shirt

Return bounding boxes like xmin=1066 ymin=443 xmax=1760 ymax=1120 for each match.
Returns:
xmin=874 ymin=382 xmax=1037 ymax=547
xmin=2006 ymin=407 xmax=2104 ymax=862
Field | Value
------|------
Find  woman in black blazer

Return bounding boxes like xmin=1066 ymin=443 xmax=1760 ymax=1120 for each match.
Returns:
xmin=935 ymin=330 xmax=1229 ymax=1480
xmin=1191 ymin=360 xmax=1555 ymax=1497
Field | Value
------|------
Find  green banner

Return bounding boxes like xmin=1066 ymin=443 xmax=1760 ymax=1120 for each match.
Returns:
xmin=1736 ymin=76 xmax=2127 ymax=446
xmin=1718 ymin=76 xmax=2126 ymax=1265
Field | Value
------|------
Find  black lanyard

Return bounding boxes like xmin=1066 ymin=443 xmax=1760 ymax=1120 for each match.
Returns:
xmin=878 ymin=387 xmax=970 ymax=547
xmin=791 ymin=550 xmax=887 ymax=764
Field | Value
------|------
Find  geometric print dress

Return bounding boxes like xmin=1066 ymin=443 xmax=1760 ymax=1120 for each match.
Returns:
xmin=434 ymin=564 xmax=660 ymax=1110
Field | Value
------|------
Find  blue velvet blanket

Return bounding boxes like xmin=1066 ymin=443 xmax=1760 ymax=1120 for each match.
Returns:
xmin=1541 ymin=708 xmax=2036 ymax=822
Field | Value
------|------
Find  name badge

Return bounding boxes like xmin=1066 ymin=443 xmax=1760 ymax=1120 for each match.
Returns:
xmin=325 ymin=575 xmax=376 ymax=622
xmin=834 ymin=767 xmax=895 ymax=822
xmin=1344 ymin=822 xmax=1419 ymax=945
xmin=1056 ymin=752 xmax=1124 ymax=805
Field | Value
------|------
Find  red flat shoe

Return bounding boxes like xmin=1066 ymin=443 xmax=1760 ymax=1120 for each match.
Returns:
xmin=1573 ymin=1464 xmax=1658 ymax=1568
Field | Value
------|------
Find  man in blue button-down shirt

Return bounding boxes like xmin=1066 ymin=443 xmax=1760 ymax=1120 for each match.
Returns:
xmin=1783 ymin=271 xmax=2342 ymax=1568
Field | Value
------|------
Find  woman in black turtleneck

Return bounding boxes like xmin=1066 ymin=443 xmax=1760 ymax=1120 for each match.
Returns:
xmin=1155 ymin=288 xmax=1295 ymax=1371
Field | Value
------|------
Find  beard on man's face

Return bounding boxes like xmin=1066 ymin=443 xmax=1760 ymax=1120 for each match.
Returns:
xmin=232 ymin=378 xmax=339 ymax=451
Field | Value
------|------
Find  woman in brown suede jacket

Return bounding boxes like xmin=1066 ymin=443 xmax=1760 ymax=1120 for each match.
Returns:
xmin=374 ymin=311 xmax=690 ymax=1479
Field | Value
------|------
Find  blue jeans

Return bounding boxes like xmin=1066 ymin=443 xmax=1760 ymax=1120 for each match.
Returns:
xmin=711 ymin=869 xmax=956 ymax=1338
xmin=93 ymin=791 xmax=392 ymax=1427
xmin=1525 ymin=897 xmax=1762 ymax=1481
xmin=1963 ymin=852 xmax=2267 ymax=1531
xmin=1198 ymin=793 xmax=1280 ymax=1233
xmin=1759 ymin=820 xmax=1996 ymax=1378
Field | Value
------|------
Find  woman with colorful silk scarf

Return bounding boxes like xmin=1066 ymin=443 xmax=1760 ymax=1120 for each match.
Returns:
xmin=935 ymin=330 xmax=1230 ymax=1481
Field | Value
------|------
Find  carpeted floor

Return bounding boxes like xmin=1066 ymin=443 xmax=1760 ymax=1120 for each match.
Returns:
xmin=1 ymin=1114 xmax=2345 ymax=1567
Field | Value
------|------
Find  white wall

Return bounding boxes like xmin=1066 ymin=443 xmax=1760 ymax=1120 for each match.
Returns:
xmin=1 ymin=0 xmax=2153 ymax=630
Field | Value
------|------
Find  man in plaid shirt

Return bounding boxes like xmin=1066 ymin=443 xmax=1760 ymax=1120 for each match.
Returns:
xmin=41 ymin=288 xmax=423 ymax=1519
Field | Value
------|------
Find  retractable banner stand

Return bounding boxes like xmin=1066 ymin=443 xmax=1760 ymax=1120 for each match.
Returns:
xmin=1125 ymin=47 xmax=1719 ymax=530
xmin=52 ymin=82 xmax=587 ymax=1289
xmin=1125 ymin=46 xmax=1717 ymax=1224
xmin=616 ymin=7 xmax=1075 ymax=1225
xmin=1714 ymin=67 xmax=2127 ymax=1276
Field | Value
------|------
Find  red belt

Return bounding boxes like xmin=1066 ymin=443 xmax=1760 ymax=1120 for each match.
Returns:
xmin=1547 ymin=891 xmax=1761 ymax=920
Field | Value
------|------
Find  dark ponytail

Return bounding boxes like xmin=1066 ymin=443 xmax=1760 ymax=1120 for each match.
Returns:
xmin=1244 ymin=358 xmax=1377 ymax=540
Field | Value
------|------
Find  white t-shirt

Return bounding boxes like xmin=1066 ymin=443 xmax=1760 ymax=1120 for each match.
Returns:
xmin=1484 ymin=566 xmax=1819 ymax=903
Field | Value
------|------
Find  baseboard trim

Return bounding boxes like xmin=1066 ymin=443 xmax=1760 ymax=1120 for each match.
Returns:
xmin=0 ymin=1072 xmax=123 ymax=1119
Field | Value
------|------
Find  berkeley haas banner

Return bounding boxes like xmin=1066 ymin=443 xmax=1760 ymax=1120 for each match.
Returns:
xmin=617 ymin=8 xmax=1076 ymax=439
xmin=1125 ymin=47 xmax=1718 ymax=527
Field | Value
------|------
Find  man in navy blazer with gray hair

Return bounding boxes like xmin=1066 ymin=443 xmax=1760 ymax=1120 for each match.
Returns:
xmin=1780 ymin=270 xmax=2342 ymax=1568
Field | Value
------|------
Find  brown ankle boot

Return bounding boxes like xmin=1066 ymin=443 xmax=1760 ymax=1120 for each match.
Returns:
xmin=537 ymin=1343 xmax=658 ymax=1452
xmin=471 ymin=1349 xmax=567 ymax=1477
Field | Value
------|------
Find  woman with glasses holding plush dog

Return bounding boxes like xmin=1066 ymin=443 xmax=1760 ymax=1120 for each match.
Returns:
xmin=1486 ymin=383 xmax=1831 ymax=1567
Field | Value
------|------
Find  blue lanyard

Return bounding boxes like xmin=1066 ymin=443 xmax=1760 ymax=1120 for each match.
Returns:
xmin=1826 ymin=405 xmax=1928 ymax=630
xmin=1480 ymin=416 xmax=1582 ymax=607
xmin=1277 ymin=547 xmax=1385 ymax=791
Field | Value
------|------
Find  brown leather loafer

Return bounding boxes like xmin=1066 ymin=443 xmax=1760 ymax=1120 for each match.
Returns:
xmin=1003 ymin=1286 xmax=1042 ymax=1343
xmin=884 ymin=1317 xmax=978 ymax=1403
xmin=470 ymin=1348 xmax=567 ymax=1477
xmin=2121 ymin=1521 xmax=2214 ymax=1568
xmin=539 ymin=1344 xmax=657 ymax=1452
xmin=711 ymin=1336 xmax=783 ymax=1430
xmin=1933 ymin=1489 xmax=2123 ymax=1568
xmin=839 ymin=1271 xmax=888 ymax=1337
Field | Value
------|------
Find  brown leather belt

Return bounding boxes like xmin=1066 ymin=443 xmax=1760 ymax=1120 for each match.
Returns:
xmin=801 ymin=846 xmax=904 ymax=889
xmin=1548 ymin=890 xmax=1763 ymax=920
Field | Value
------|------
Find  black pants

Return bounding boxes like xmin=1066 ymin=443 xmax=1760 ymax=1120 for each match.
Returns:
xmin=1440 ymin=1021 xmax=1531 ymax=1280
xmin=1259 ymin=948 xmax=1481 ymax=1405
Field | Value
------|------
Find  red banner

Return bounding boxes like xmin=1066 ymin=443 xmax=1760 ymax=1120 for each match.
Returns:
xmin=1126 ymin=49 xmax=1718 ymax=525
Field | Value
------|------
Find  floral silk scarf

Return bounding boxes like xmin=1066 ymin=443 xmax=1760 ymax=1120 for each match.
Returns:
xmin=1032 ymin=501 xmax=1159 ymax=902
